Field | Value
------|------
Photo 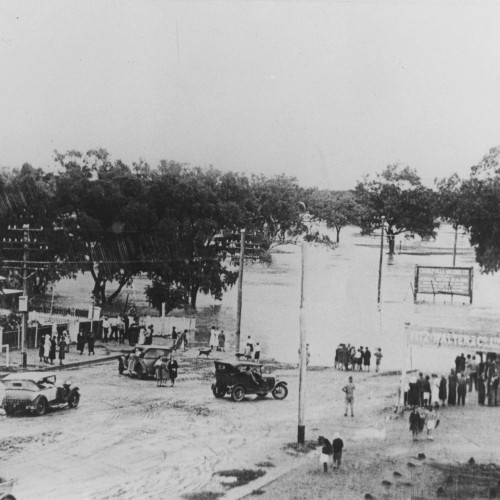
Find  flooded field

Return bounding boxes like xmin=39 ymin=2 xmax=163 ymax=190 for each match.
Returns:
xmin=51 ymin=225 xmax=500 ymax=372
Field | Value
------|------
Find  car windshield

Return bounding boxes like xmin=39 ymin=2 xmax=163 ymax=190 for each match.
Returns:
xmin=144 ymin=349 xmax=168 ymax=360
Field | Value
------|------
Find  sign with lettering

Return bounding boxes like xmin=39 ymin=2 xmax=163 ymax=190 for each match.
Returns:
xmin=407 ymin=325 xmax=500 ymax=351
xmin=414 ymin=266 xmax=473 ymax=303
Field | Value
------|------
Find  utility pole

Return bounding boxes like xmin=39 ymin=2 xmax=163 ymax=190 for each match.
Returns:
xmin=236 ymin=229 xmax=246 ymax=352
xmin=3 ymin=223 xmax=46 ymax=368
xmin=298 ymin=242 xmax=307 ymax=445
xmin=452 ymin=226 xmax=458 ymax=267
xmin=377 ymin=216 xmax=385 ymax=304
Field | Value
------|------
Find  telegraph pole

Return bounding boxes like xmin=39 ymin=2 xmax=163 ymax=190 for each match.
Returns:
xmin=298 ymin=242 xmax=307 ymax=445
xmin=452 ymin=226 xmax=458 ymax=267
xmin=3 ymin=223 xmax=46 ymax=368
xmin=377 ymin=216 xmax=385 ymax=304
xmin=236 ymin=229 xmax=246 ymax=352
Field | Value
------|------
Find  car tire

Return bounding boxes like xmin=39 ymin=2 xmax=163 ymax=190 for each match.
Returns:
xmin=3 ymin=495 xmax=16 ymax=500
xmin=118 ymin=359 xmax=124 ymax=375
xmin=34 ymin=396 xmax=48 ymax=416
xmin=212 ymin=385 xmax=226 ymax=398
xmin=272 ymin=383 xmax=288 ymax=400
xmin=231 ymin=385 xmax=245 ymax=402
xmin=68 ymin=391 xmax=80 ymax=409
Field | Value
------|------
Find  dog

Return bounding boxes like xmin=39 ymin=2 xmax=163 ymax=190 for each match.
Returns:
xmin=198 ymin=348 xmax=212 ymax=358
xmin=235 ymin=352 xmax=252 ymax=361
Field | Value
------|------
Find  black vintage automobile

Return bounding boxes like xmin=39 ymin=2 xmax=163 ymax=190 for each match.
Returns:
xmin=211 ymin=361 xmax=288 ymax=402
xmin=118 ymin=346 xmax=172 ymax=379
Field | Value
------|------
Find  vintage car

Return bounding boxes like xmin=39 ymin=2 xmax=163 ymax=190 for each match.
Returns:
xmin=1 ymin=372 xmax=80 ymax=416
xmin=118 ymin=345 xmax=172 ymax=379
xmin=211 ymin=361 xmax=288 ymax=402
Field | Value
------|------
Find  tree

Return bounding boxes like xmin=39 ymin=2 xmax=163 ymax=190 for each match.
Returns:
xmin=53 ymin=150 xmax=160 ymax=305
xmin=355 ymin=164 xmax=439 ymax=254
xmin=307 ymin=189 xmax=361 ymax=243
xmin=452 ymin=146 xmax=500 ymax=273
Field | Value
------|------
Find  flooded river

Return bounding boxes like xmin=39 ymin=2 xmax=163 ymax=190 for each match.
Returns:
xmin=52 ymin=225 xmax=500 ymax=372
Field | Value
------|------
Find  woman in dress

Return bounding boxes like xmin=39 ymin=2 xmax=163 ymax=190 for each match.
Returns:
xmin=49 ymin=335 xmax=57 ymax=365
xmin=59 ymin=337 xmax=66 ymax=366
xmin=39 ymin=334 xmax=45 ymax=362
xmin=167 ymin=355 xmax=178 ymax=387
xmin=439 ymin=375 xmax=447 ymax=407
xmin=409 ymin=407 xmax=421 ymax=441
xmin=425 ymin=406 xmax=438 ymax=441
xmin=44 ymin=334 xmax=51 ymax=363
xmin=431 ymin=374 xmax=440 ymax=407
xmin=448 ymin=369 xmax=458 ymax=406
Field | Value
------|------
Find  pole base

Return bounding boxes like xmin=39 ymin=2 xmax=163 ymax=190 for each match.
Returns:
xmin=297 ymin=425 xmax=305 ymax=445
xmin=22 ymin=351 xmax=27 ymax=368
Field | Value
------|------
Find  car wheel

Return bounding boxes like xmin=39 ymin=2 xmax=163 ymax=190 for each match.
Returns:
xmin=272 ymin=383 xmax=288 ymax=400
xmin=3 ymin=495 xmax=16 ymax=500
xmin=68 ymin=391 xmax=80 ymax=409
xmin=231 ymin=385 xmax=245 ymax=402
xmin=34 ymin=397 xmax=48 ymax=416
xmin=212 ymin=385 xmax=226 ymax=398
xmin=118 ymin=359 xmax=124 ymax=375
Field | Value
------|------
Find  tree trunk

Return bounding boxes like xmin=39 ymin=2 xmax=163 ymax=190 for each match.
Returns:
xmin=189 ymin=286 xmax=199 ymax=308
xmin=107 ymin=274 xmax=132 ymax=304
xmin=90 ymin=267 xmax=107 ymax=305
xmin=336 ymin=226 xmax=341 ymax=244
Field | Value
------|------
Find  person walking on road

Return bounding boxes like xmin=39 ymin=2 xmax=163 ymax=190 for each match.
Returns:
xmin=332 ymin=432 xmax=344 ymax=470
xmin=49 ymin=335 xmax=57 ymax=365
xmin=343 ymin=376 xmax=355 ymax=417
xmin=167 ymin=354 xmax=179 ymax=387
xmin=218 ymin=330 xmax=226 ymax=352
xmin=448 ymin=369 xmax=458 ymax=405
xmin=77 ymin=331 xmax=85 ymax=355
xmin=374 ymin=348 xmax=383 ymax=372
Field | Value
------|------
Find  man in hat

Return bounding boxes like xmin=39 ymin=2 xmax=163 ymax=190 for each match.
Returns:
xmin=342 ymin=376 xmax=355 ymax=417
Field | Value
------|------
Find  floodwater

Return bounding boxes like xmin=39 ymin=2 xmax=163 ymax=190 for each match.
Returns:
xmin=51 ymin=224 xmax=500 ymax=372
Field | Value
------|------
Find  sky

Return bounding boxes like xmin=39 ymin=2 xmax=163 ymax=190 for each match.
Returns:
xmin=1 ymin=0 xmax=500 ymax=190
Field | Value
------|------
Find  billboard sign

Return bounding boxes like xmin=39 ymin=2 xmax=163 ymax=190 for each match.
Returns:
xmin=414 ymin=266 xmax=473 ymax=303
xmin=407 ymin=325 xmax=500 ymax=351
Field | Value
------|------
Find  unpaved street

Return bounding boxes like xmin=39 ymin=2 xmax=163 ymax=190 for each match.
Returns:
xmin=0 ymin=356 xmax=309 ymax=499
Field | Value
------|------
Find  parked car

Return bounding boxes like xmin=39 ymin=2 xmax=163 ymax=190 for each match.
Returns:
xmin=211 ymin=361 xmax=288 ymax=402
xmin=1 ymin=372 xmax=80 ymax=417
xmin=118 ymin=345 xmax=172 ymax=379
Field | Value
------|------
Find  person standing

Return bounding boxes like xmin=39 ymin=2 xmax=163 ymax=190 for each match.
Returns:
xmin=319 ymin=438 xmax=332 ymax=473
xmin=431 ymin=374 xmax=440 ymax=407
xmin=458 ymin=353 xmax=466 ymax=374
xmin=457 ymin=372 xmax=467 ymax=405
xmin=254 ymin=342 xmax=261 ymax=362
xmin=209 ymin=327 xmax=217 ymax=350
xmin=109 ymin=316 xmax=118 ymax=342
xmin=145 ymin=325 xmax=153 ymax=345
xmin=423 ymin=376 xmax=431 ymax=407
xmin=409 ymin=406 xmax=421 ymax=441
xmin=468 ymin=355 xmax=478 ymax=392
xmin=49 ymin=335 xmax=57 ymax=365
xmin=416 ymin=373 xmax=425 ymax=407
xmin=43 ymin=334 xmax=51 ymax=363
xmin=168 ymin=355 xmax=178 ymax=387
xmin=88 ymin=331 xmax=95 ymax=356
xmin=355 ymin=348 xmax=363 ymax=371
xmin=39 ymin=334 xmax=45 ymax=362
xmin=478 ymin=374 xmax=486 ymax=406
xmin=218 ymin=330 xmax=226 ymax=352
xmin=425 ymin=406 xmax=438 ymax=441
xmin=332 ymin=432 xmax=344 ymax=470
xmin=343 ymin=376 xmax=355 ymax=417
xmin=58 ymin=337 xmax=66 ymax=366
xmin=172 ymin=326 xmax=178 ymax=348
xmin=374 ymin=348 xmax=383 ymax=372
xmin=448 ymin=369 xmax=458 ymax=406
xmin=77 ymin=330 xmax=85 ymax=355
xmin=363 ymin=347 xmax=371 ymax=372
xmin=438 ymin=375 xmax=447 ymax=407
xmin=101 ymin=316 xmax=110 ymax=343
xmin=117 ymin=316 xmax=125 ymax=344
xmin=246 ymin=335 xmax=254 ymax=355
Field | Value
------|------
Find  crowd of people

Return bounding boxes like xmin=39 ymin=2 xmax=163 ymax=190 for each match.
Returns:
xmin=38 ymin=329 xmax=70 ymax=365
xmin=101 ymin=315 xmax=155 ymax=346
xmin=334 ymin=344 xmax=383 ymax=372
xmin=403 ymin=352 xmax=499 ymax=410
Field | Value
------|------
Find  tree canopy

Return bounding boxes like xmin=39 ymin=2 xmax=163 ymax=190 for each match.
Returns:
xmin=355 ymin=164 xmax=439 ymax=254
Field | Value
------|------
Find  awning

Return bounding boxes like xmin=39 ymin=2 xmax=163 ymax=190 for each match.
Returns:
xmin=0 ymin=288 xmax=24 ymax=295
